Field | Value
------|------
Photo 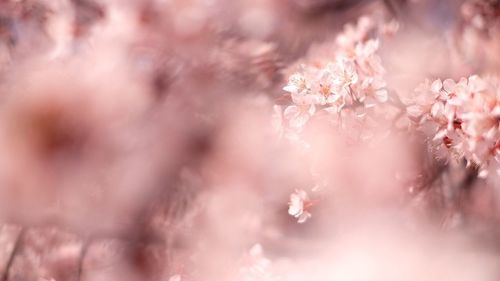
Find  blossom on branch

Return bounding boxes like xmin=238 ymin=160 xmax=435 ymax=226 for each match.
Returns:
xmin=407 ymin=75 xmax=500 ymax=178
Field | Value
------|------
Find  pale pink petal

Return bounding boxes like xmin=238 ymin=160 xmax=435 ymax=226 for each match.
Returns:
xmin=407 ymin=105 xmax=424 ymax=117
xmin=169 ymin=275 xmax=182 ymax=281
xmin=283 ymin=105 xmax=299 ymax=120
xmin=443 ymin=79 xmax=456 ymax=92
xmin=431 ymin=79 xmax=443 ymax=93
xmin=283 ymin=85 xmax=298 ymax=93
xmin=374 ymin=89 xmax=388 ymax=103
xmin=297 ymin=211 xmax=312 ymax=223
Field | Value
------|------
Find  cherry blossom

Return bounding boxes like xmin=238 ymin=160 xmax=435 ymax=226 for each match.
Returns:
xmin=239 ymin=244 xmax=274 ymax=281
xmin=407 ymin=75 xmax=500 ymax=178
xmin=283 ymin=73 xmax=308 ymax=95
xmin=169 ymin=275 xmax=182 ymax=281
xmin=278 ymin=19 xmax=392 ymax=135
xmin=3 ymin=2 xmax=500 ymax=281
xmin=405 ymin=79 xmax=443 ymax=118
xmin=288 ymin=189 xmax=313 ymax=223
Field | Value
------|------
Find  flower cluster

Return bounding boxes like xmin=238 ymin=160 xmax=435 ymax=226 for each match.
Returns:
xmin=278 ymin=16 xmax=391 ymax=134
xmin=276 ymin=16 xmax=399 ymax=223
xmin=406 ymin=75 xmax=500 ymax=178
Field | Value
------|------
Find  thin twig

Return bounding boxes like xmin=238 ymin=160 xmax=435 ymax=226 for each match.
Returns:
xmin=456 ymin=167 xmax=479 ymax=211
xmin=77 ymin=239 xmax=91 ymax=281
xmin=382 ymin=0 xmax=400 ymax=18
xmin=387 ymin=89 xmax=406 ymax=109
xmin=1 ymin=227 xmax=26 ymax=281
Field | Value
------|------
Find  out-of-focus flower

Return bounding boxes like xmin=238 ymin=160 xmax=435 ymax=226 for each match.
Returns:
xmin=288 ymin=189 xmax=313 ymax=223
xmin=0 ymin=60 xmax=155 ymax=233
xmin=461 ymin=0 xmax=500 ymax=34
xmin=336 ymin=15 xmax=375 ymax=50
xmin=458 ymin=0 xmax=500 ymax=72
xmin=283 ymin=104 xmax=316 ymax=129
xmin=169 ymin=274 xmax=182 ymax=281
xmin=239 ymin=244 xmax=274 ymax=281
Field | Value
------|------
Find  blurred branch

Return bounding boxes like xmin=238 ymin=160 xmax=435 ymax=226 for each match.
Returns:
xmin=382 ymin=0 xmax=399 ymax=18
xmin=77 ymin=239 xmax=90 ymax=281
xmin=1 ymin=227 xmax=25 ymax=281
xmin=387 ymin=89 xmax=406 ymax=109
xmin=456 ymin=167 xmax=479 ymax=210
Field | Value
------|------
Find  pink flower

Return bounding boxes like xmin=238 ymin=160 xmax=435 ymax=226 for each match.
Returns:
xmin=240 ymin=244 xmax=274 ymax=281
xmin=276 ymin=15 xmax=393 ymax=144
xmin=169 ymin=275 xmax=182 ymax=281
xmin=331 ymin=59 xmax=359 ymax=88
xmin=283 ymin=73 xmax=307 ymax=94
xmin=410 ymin=75 xmax=500 ymax=178
xmin=406 ymin=79 xmax=443 ymax=118
xmin=357 ymin=76 xmax=388 ymax=107
xmin=288 ymin=189 xmax=313 ymax=223
xmin=354 ymin=40 xmax=385 ymax=76
xmin=283 ymin=104 xmax=315 ymax=129
xmin=311 ymin=63 xmax=348 ymax=106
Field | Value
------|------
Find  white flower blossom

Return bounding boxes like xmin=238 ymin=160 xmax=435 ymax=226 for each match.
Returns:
xmin=169 ymin=275 xmax=182 ymax=281
xmin=288 ymin=189 xmax=313 ymax=223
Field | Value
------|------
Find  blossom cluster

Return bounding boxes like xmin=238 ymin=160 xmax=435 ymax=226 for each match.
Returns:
xmin=278 ymin=16 xmax=400 ymax=223
xmin=406 ymin=75 xmax=500 ymax=178
xmin=277 ymin=16 xmax=392 ymax=135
